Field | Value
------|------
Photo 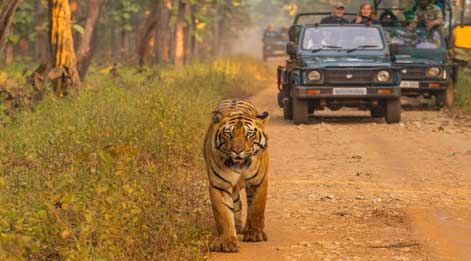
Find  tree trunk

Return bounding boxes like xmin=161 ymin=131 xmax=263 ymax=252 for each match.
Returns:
xmin=0 ymin=0 xmax=21 ymax=52
xmin=48 ymin=0 xmax=80 ymax=97
xmin=138 ymin=2 xmax=159 ymax=66
xmin=4 ymin=42 xmax=13 ymax=65
xmin=211 ymin=16 xmax=220 ymax=56
xmin=190 ymin=5 xmax=197 ymax=59
xmin=174 ymin=0 xmax=186 ymax=69
xmin=183 ymin=4 xmax=192 ymax=63
xmin=217 ymin=11 xmax=225 ymax=55
xmin=156 ymin=0 xmax=171 ymax=63
xmin=34 ymin=0 xmax=49 ymax=62
xmin=76 ymin=0 xmax=106 ymax=80
xmin=110 ymin=22 xmax=118 ymax=60
xmin=121 ymin=30 xmax=129 ymax=59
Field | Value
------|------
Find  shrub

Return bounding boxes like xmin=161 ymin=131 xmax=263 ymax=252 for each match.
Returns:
xmin=456 ymin=68 xmax=471 ymax=111
xmin=0 ymin=57 xmax=271 ymax=259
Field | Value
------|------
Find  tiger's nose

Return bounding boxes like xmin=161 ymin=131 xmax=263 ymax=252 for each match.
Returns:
xmin=232 ymin=144 xmax=245 ymax=154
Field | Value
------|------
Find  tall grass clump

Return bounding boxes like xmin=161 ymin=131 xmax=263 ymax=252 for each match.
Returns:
xmin=456 ymin=68 xmax=471 ymax=111
xmin=0 ymin=57 xmax=271 ymax=259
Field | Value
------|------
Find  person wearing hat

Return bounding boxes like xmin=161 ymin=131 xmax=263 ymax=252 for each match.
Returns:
xmin=406 ymin=0 xmax=444 ymax=30
xmin=320 ymin=2 xmax=349 ymax=24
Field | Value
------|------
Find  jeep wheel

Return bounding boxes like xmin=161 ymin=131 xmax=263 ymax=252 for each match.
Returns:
xmin=384 ymin=98 xmax=401 ymax=124
xmin=435 ymin=80 xmax=454 ymax=108
xmin=370 ymin=107 xmax=384 ymax=118
xmin=283 ymin=98 xmax=293 ymax=120
xmin=292 ymin=97 xmax=309 ymax=124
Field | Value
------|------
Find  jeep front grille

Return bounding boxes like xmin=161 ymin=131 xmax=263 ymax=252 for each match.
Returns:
xmin=324 ymin=70 xmax=372 ymax=83
xmin=400 ymin=67 xmax=425 ymax=80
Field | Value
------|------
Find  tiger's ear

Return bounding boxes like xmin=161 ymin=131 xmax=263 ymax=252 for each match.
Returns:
xmin=212 ymin=112 xmax=223 ymax=124
xmin=256 ymin=111 xmax=269 ymax=124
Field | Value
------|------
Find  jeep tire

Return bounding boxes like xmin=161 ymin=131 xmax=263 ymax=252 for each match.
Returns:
xmin=283 ymin=98 xmax=293 ymax=120
xmin=370 ymin=107 xmax=385 ymax=118
xmin=385 ymin=98 xmax=401 ymax=124
xmin=435 ymin=80 xmax=454 ymax=108
xmin=292 ymin=97 xmax=309 ymax=124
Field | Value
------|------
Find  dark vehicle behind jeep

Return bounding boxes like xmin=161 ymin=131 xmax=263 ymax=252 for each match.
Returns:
xmin=263 ymin=28 xmax=288 ymax=61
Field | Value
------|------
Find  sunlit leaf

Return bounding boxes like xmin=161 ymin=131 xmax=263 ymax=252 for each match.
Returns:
xmin=72 ymin=24 xmax=85 ymax=35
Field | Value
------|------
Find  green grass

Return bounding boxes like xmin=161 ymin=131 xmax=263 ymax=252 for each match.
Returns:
xmin=456 ymin=68 xmax=471 ymax=111
xmin=0 ymin=57 xmax=271 ymax=259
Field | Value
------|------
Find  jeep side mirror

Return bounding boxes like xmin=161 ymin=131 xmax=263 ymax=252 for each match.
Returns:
xmin=286 ymin=41 xmax=298 ymax=57
xmin=453 ymin=25 xmax=471 ymax=49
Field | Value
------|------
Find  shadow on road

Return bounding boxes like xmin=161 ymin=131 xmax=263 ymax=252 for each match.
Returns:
xmin=402 ymin=104 xmax=440 ymax=112
xmin=310 ymin=114 xmax=382 ymax=124
xmin=269 ymin=114 xmax=383 ymax=125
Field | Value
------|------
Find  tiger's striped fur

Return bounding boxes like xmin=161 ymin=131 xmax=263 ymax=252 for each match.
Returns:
xmin=203 ymin=99 xmax=269 ymax=253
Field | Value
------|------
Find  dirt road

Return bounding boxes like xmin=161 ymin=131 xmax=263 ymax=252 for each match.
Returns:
xmin=210 ymin=65 xmax=471 ymax=260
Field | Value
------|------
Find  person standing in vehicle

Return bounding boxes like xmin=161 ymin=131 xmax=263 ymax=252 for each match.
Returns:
xmin=407 ymin=0 xmax=444 ymax=30
xmin=263 ymin=25 xmax=276 ymax=38
xmin=353 ymin=2 xmax=379 ymax=25
xmin=320 ymin=2 xmax=348 ymax=24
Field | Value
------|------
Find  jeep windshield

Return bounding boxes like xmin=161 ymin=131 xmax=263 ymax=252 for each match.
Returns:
xmin=384 ymin=27 xmax=442 ymax=49
xmin=302 ymin=26 xmax=384 ymax=51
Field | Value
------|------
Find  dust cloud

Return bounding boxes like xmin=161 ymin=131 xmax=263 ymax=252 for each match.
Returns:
xmin=230 ymin=26 xmax=265 ymax=59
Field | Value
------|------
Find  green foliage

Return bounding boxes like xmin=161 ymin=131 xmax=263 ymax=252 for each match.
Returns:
xmin=72 ymin=24 xmax=85 ymax=35
xmin=0 ymin=57 xmax=271 ymax=259
xmin=456 ymin=68 xmax=471 ymax=111
xmin=9 ymin=0 xmax=35 ymax=43
xmin=109 ymin=0 xmax=144 ymax=32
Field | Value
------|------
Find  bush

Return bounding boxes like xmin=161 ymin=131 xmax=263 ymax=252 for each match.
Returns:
xmin=456 ymin=68 xmax=471 ymax=111
xmin=0 ymin=57 xmax=271 ymax=259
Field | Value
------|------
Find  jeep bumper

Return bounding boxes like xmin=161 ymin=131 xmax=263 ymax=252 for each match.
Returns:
xmin=400 ymin=80 xmax=449 ymax=96
xmin=294 ymin=86 xmax=401 ymax=99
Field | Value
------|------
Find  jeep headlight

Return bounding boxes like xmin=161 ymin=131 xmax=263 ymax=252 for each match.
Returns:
xmin=307 ymin=70 xmax=322 ymax=82
xmin=426 ymin=66 xmax=441 ymax=78
xmin=376 ymin=70 xmax=391 ymax=82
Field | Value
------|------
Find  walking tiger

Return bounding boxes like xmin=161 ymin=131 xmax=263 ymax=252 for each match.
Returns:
xmin=203 ymin=99 xmax=269 ymax=252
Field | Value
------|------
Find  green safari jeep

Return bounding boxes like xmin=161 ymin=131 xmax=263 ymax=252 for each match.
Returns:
xmin=277 ymin=13 xmax=402 ymax=124
xmin=385 ymin=27 xmax=455 ymax=107
xmin=372 ymin=0 xmax=457 ymax=107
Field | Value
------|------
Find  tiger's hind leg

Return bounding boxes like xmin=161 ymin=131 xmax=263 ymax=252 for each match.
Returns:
xmin=243 ymin=169 xmax=268 ymax=242
xmin=232 ymin=187 xmax=243 ymax=234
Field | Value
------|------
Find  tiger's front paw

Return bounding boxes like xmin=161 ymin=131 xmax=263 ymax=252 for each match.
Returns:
xmin=243 ymin=229 xmax=268 ymax=242
xmin=210 ymin=237 xmax=240 ymax=253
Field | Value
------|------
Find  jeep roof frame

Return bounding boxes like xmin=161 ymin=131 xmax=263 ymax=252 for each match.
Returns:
xmin=293 ymin=12 xmax=357 ymax=25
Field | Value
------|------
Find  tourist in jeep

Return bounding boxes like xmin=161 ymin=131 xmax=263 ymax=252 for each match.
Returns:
xmin=353 ymin=2 xmax=379 ymax=25
xmin=379 ymin=9 xmax=399 ymax=26
xmin=263 ymin=25 xmax=276 ymax=38
xmin=320 ymin=2 xmax=348 ymax=24
xmin=407 ymin=0 xmax=444 ymax=31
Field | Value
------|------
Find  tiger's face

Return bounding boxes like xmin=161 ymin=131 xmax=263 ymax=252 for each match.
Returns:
xmin=213 ymin=112 xmax=268 ymax=167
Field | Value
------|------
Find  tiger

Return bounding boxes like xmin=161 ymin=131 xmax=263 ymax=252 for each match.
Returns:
xmin=203 ymin=99 xmax=269 ymax=253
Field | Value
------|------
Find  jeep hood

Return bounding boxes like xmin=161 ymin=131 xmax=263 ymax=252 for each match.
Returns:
xmin=394 ymin=49 xmax=446 ymax=64
xmin=307 ymin=55 xmax=391 ymax=68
